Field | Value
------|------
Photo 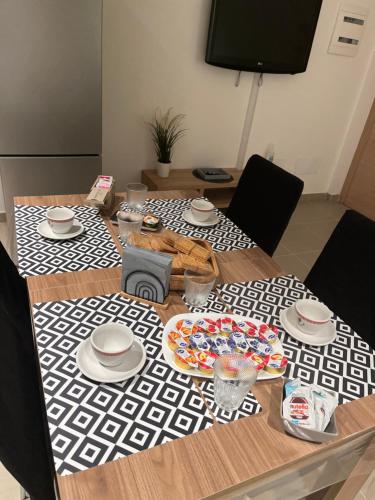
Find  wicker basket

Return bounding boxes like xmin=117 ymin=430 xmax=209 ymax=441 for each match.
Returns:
xmin=169 ymin=239 xmax=219 ymax=291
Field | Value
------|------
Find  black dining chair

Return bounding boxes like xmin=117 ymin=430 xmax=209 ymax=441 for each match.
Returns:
xmin=226 ymin=154 xmax=304 ymax=256
xmin=304 ymin=209 xmax=375 ymax=349
xmin=0 ymin=242 xmax=56 ymax=500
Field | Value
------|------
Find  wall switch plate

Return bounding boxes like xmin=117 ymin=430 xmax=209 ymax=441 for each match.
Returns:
xmin=328 ymin=4 xmax=369 ymax=57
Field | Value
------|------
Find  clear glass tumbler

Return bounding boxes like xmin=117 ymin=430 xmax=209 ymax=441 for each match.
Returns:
xmin=184 ymin=269 xmax=216 ymax=307
xmin=117 ymin=211 xmax=143 ymax=244
xmin=214 ymin=354 xmax=257 ymax=412
xmin=126 ymin=183 xmax=148 ymax=210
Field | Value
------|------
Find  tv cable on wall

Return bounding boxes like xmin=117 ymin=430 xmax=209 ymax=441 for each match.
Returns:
xmin=205 ymin=0 xmax=323 ymax=168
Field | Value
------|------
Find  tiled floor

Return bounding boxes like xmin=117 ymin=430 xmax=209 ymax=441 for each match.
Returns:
xmin=274 ymin=198 xmax=347 ymax=281
xmin=0 ymin=464 xmax=20 ymax=500
xmin=0 ymin=198 xmax=347 ymax=497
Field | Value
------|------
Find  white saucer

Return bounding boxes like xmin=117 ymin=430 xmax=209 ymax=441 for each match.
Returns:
xmin=37 ymin=220 xmax=85 ymax=240
xmin=76 ymin=338 xmax=146 ymax=383
xmin=280 ymin=307 xmax=336 ymax=346
xmin=182 ymin=209 xmax=220 ymax=227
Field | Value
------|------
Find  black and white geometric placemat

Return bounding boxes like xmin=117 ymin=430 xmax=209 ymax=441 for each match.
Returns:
xmin=32 ymin=293 xmax=213 ymax=475
xmin=182 ymin=290 xmax=227 ymax=314
xmin=198 ymin=380 xmax=262 ymax=424
xmin=15 ymin=205 xmax=121 ymax=277
xmin=217 ymin=276 xmax=375 ymax=405
xmin=121 ymin=198 xmax=256 ymax=252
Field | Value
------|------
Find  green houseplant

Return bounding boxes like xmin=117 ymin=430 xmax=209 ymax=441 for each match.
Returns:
xmin=149 ymin=108 xmax=186 ymax=178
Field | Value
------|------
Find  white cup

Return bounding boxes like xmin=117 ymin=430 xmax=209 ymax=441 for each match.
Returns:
xmin=46 ymin=207 xmax=75 ymax=234
xmin=191 ymin=199 xmax=215 ymax=222
xmin=90 ymin=323 xmax=134 ymax=367
xmin=294 ymin=299 xmax=332 ymax=335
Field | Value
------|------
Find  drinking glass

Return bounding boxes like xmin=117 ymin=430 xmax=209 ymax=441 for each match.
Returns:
xmin=117 ymin=211 xmax=143 ymax=244
xmin=184 ymin=269 xmax=216 ymax=307
xmin=214 ymin=354 xmax=257 ymax=412
xmin=126 ymin=183 xmax=148 ymax=210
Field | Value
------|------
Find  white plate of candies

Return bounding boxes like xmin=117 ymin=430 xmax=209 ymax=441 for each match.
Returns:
xmin=162 ymin=313 xmax=287 ymax=379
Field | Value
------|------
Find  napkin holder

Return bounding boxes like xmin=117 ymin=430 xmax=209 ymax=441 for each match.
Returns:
xmin=121 ymin=245 xmax=172 ymax=309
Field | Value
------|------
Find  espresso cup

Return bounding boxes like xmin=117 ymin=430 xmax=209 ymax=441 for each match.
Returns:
xmin=294 ymin=299 xmax=332 ymax=334
xmin=191 ymin=199 xmax=215 ymax=222
xmin=46 ymin=207 xmax=75 ymax=234
xmin=90 ymin=323 xmax=134 ymax=367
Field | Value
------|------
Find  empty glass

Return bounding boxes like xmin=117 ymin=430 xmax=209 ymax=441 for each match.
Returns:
xmin=126 ymin=183 xmax=148 ymax=210
xmin=117 ymin=211 xmax=143 ymax=244
xmin=214 ymin=354 xmax=257 ymax=412
xmin=184 ymin=269 xmax=216 ymax=307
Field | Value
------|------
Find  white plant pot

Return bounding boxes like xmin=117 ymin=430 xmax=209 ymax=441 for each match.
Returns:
xmin=157 ymin=161 xmax=171 ymax=178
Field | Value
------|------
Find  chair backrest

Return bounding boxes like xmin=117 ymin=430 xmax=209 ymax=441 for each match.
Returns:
xmin=304 ymin=210 xmax=375 ymax=348
xmin=0 ymin=242 xmax=55 ymax=499
xmin=226 ymin=154 xmax=304 ymax=256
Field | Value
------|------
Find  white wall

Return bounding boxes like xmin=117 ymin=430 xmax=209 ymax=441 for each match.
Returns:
xmin=103 ymin=0 xmax=375 ymax=194
xmin=329 ymin=50 xmax=375 ymax=193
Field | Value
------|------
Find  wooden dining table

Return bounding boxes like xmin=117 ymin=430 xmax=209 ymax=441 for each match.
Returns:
xmin=15 ymin=190 xmax=375 ymax=499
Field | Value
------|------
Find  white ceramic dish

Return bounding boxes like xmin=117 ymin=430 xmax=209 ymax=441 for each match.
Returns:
xmin=162 ymin=312 xmax=285 ymax=380
xmin=191 ymin=199 xmax=215 ymax=221
xmin=46 ymin=206 xmax=75 ymax=233
xmin=280 ymin=307 xmax=336 ymax=346
xmin=76 ymin=338 xmax=146 ymax=383
xmin=37 ymin=220 xmax=84 ymax=240
xmin=90 ymin=323 xmax=134 ymax=367
xmin=294 ymin=298 xmax=332 ymax=334
xmin=182 ymin=209 xmax=220 ymax=227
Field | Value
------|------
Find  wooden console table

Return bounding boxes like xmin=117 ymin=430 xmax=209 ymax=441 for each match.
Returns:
xmin=141 ymin=168 xmax=242 ymax=208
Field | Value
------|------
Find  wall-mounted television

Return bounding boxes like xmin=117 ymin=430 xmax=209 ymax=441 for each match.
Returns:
xmin=205 ymin=0 xmax=323 ymax=74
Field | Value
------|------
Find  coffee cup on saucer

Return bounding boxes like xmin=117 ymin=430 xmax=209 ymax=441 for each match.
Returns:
xmin=191 ymin=199 xmax=215 ymax=222
xmin=46 ymin=207 xmax=75 ymax=234
xmin=294 ymin=299 xmax=332 ymax=335
xmin=90 ymin=323 xmax=134 ymax=367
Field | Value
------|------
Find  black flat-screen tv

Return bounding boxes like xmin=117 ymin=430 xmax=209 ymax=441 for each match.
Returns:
xmin=205 ymin=0 xmax=323 ymax=74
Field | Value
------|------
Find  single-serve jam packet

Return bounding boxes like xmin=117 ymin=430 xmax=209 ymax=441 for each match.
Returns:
xmin=283 ymin=378 xmax=337 ymax=432
xmin=259 ymin=324 xmax=279 ymax=344
xmin=235 ymin=320 xmax=257 ymax=336
xmin=189 ymin=332 xmax=211 ymax=352
xmin=175 ymin=319 xmax=198 ymax=337
xmin=195 ymin=318 xmax=220 ymax=336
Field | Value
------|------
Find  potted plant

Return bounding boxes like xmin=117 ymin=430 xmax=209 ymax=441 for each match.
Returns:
xmin=149 ymin=108 xmax=186 ymax=178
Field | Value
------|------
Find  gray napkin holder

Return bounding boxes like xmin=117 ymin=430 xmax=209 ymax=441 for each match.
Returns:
xmin=121 ymin=245 xmax=172 ymax=304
